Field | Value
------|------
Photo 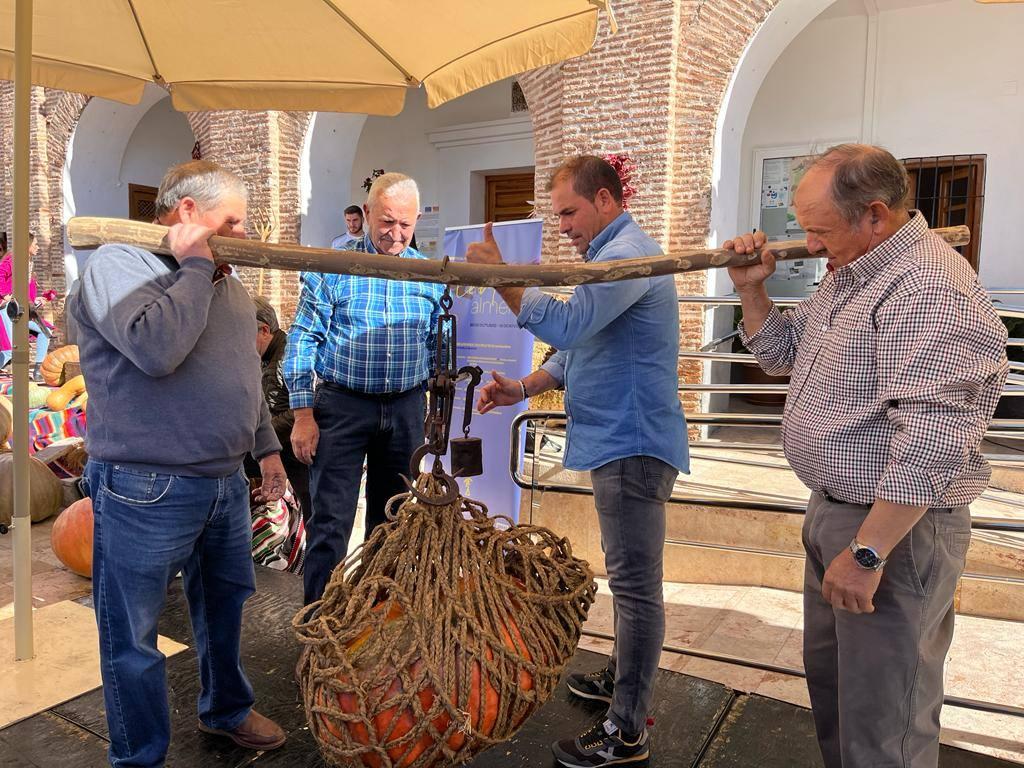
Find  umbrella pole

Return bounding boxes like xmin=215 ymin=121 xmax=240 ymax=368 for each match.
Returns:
xmin=12 ymin=0 xmax=34 ymax=662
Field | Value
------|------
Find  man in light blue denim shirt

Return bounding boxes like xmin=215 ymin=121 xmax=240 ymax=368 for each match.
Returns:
xmin=467 ymin=155 xmax=688 ymax=768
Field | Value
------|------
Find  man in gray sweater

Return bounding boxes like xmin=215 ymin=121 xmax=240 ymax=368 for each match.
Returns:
xmin=67 ymin=160 xmax=288 ymax=767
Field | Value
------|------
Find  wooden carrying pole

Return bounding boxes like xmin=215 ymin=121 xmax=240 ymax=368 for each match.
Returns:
xmin=67 ymin=217 xmax=971 ymax=288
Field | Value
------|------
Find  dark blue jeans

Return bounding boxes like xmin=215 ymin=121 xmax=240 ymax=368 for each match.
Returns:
xmin=591 ymin=455 xmax=677 ymax=735
xmin=303 ymin=382 xmax=425 ymax=605
xmin=85 ymin=460 xmax=256 ymax=768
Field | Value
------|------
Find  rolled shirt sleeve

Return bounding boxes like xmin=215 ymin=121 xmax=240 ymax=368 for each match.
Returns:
xmin=738 ymin=297 xmax=816 ymax=377
xmin=874 ymin=288 xmax=1008 ymax=506
xmin=540 ymin=348 xmax=567 ymax=387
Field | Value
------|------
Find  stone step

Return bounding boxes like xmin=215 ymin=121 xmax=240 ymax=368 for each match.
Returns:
xmin=524 ymin=490 xmax=1024 ymax=622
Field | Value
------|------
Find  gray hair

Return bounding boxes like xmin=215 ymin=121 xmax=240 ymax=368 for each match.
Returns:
xmin=366 ymin=172 xmax=420 ymax=210
xmin=155 ymin=160 xmax=248 ymax=219
xmin=252 ymin=295 xmax=279 ymax=332
xmin=808 ymin=144 xmax=910 ymax=225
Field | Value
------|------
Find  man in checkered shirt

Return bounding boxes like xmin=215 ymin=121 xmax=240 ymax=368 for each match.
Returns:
xmin=725 ymin=144 xmax=1008 ymax=768
xmin=285 ymin=173 xmax=443 ymax=606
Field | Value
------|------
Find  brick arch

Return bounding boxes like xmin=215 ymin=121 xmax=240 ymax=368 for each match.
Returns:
xmin=515 ymin=65 xmax=565 ymax=265
xmin=709 ymin=0 xmax=836 ymax=244
xmin=267 ymin=110 xmax=311 ymax=324
xmin=42 ymin=90 xmax=92 ymax=294
xmin=0 ymin=87 xmax=95 ymax=341
xmin=183 ymin=109 xmax=311 ymax=324
xmin=500 ymin=0 xmax=804 ymax=408
xmin=667 ymin=0 xmax=778 ymax=254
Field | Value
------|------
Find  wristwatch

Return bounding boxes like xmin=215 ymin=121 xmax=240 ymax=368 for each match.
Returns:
xmin=849 ymin=539 xmax=887 ymax=571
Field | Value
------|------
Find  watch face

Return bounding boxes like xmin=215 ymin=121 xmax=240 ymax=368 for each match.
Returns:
xmin=853 ymin=547 xmax=881 ymax=570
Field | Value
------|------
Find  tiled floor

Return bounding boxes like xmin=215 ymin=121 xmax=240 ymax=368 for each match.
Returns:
xmin=578 ymin=579 xmax=1024 ymax=764
xmin=4 ymin=510 xmax=1022 ymax=763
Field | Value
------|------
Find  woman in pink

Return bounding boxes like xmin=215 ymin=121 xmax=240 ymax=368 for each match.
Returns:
xmin=0 ymin=232 xmax=54 ymax=380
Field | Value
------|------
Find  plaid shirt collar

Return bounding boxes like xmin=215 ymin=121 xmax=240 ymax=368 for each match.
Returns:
xmin=832 ymin=211 xmax=927 ymax=290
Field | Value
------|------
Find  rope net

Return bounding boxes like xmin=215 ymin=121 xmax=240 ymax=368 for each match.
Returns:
xmin=293 ymin=473 xmax=597 ymax=767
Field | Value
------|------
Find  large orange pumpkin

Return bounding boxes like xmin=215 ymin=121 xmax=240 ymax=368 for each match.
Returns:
xmin=312 ymin=593 xmax=535 ymax=768
xmin=51 ymin=497 xmax=93 ymax=578
xmin=40 ymin=345 xmax=79 ymax=387
xmin=0 ymin=395 xmax=11 ymax=445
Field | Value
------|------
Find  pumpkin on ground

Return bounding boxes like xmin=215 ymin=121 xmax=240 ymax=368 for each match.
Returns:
xmin=28 ymin=382 xmax=50 ymax=410
xmin=0 ymin=451 xmax=64 ymax=526
xmin=296 ymin=477 xmax=595 ymax=768
xmin=0 ymin=394 xmax=11 ymax=445
xmin=46 ymin=374 xmax=86 ymax=411
xmin=312 ymin=593 xmax=535 ymax=768
xmin=51 ymin=497 xmax=93 ymax=578
xmin=40 ymin=345 xmax=79 ymax=387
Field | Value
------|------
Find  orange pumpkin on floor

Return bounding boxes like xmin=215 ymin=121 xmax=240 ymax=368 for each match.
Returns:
xmin=51 ymin=497 xmax=93 ymax=578
xmin=312 ymin=593 xmax=534 ymax=768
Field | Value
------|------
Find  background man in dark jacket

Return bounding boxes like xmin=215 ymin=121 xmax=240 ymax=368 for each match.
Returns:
xmin=252 ymin=295 xmax=311 ymax=525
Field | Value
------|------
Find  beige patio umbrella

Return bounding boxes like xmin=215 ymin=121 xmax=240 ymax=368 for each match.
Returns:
xmin=0 ymin=0 xmax=617 ymax=660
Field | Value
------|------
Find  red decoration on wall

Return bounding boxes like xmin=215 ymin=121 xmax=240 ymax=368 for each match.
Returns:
xmin=362 ymin=168 xmax=385 ymax=193
xmin=604 ymin=153 xmax=637 ymax=209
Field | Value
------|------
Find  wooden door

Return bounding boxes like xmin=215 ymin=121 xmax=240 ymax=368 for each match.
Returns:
xmin=901 ymin=156 xmax=984 ymax=271
xmin=485 ymin=173 xmax=535 ymax=222
xmin=937 ymin=166 xmax=973 ymax=228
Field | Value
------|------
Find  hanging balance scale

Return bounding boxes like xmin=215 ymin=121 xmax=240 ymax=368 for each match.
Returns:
xmin=402 ymin=287 xmax=484 ymax=506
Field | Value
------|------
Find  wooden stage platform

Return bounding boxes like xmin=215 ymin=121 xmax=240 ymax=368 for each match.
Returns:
xmin=1 ymin=567 xmax=1014 ymax=767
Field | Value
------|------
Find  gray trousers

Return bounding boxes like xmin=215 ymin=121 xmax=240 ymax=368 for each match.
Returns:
xmin=802 ymin=492 xmax=971 ymax=768
xmin=591 ymin=455 xmax=678 ymax=735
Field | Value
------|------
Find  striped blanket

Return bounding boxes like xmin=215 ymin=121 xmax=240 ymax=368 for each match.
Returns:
xmin=250 ymin=489 xmax=305 ymax=573
xmin=0 ymin=380 xmax=87 ymax=453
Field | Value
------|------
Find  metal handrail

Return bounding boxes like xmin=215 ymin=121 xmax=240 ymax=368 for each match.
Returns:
xmin=682 ymin=413 xmax=1024 ymax=429
xmin=677 ymin=382 xmax=1024 ymax=396
xmin=511 ymin=408 xmax=1024 ymax=719
xmin=684 ymin=352 xmax=1024 ymax=370
xmin=509 ymin=411 xmax=1024 ymax=532
xmin=578 ymin=627 xmax=1024 ymax=719
xmin=544 ymin=287 xmax=1024 ymax=315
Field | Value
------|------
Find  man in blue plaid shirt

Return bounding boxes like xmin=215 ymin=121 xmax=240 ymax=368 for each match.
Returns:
xmin=285 ymin=173 xmax=443 ymax=605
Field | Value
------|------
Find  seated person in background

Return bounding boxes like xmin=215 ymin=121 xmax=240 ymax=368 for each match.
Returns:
xmin=0 ymin=232 xmax=56 ymax=380
xmin=248 ymin=295 xmax=311 ymax=527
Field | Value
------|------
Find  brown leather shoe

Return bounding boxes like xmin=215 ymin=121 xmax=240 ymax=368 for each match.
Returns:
xmin=198 ymin=709 xmax=286 ymax=750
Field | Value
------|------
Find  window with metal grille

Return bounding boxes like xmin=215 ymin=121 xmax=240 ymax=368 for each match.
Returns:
xmin=511 ymin=80 xmax=528 ymax=113
xmin=128 ymin=183 xmax=159 ymax=223
xmin=901 ymin=155 xmax=985 ymax=271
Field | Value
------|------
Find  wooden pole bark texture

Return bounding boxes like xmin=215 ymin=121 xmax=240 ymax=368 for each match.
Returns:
xmin=66 ymin=217 xmax=971 ymax=289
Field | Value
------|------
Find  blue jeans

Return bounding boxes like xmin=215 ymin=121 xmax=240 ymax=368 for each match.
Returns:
xmin=591 ymin=455 xmax=677 ymax=735
xmin=84 ymin=460 xmax=257 ymax=768
xmin=0 ymin=306 xmax=50 ymax=366
xmin=303 ymin=382 xmax=425 ymax=605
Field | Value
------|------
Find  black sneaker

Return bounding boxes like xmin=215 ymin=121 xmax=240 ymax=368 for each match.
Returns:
xmin=566 ymin=667 xmax=615 ymax=704
xmin=551 ymin=718 xmax=649 ymax=767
